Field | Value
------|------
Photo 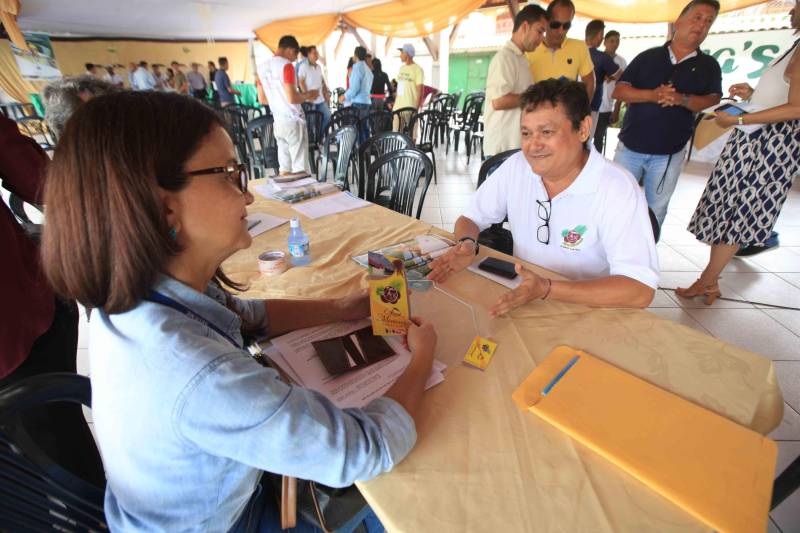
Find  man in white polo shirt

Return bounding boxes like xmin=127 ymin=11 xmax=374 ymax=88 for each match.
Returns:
xmin=428 ymin=79 xmax=658 ymax=312
xmin=257 ymin=34 xmax=319 ymax=177
xmin=483 ymin=4 xmax=547 ymax=158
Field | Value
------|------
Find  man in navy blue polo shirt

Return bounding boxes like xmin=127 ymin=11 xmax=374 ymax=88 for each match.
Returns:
xmin=612 ymin=0 xmax=722 ymax=227
xmin=585 ymin=19 xmax=623 ymax=143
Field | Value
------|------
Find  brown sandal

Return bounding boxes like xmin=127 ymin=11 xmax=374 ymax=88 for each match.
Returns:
xmin=675 ymin=279 xmax=721 ymax=305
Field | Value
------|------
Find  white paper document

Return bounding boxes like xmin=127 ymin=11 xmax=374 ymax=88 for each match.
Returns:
xmin=291 ymin=191 xmax=371 ymax=220
xmin=246 ymin=212 xmax=288 ymax=237
xmin=267 ymin=318 xmax=445 ymax=409
xmin=270 ymin=177 xmax=318 ymax=191
xmin=467 ymin=258 xmax=523 ymax=290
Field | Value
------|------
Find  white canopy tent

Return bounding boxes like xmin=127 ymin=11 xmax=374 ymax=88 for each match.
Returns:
xmin=14 ymin=0 xmax=388 ymax=39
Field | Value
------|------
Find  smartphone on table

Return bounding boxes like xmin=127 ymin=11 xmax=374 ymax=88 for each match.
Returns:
xmin=478 ymin=257 xmax=518 ymax=280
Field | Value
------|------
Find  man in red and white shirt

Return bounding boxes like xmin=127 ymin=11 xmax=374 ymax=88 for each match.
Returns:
xmin=257 ymin=35 xmax=320 ymax=177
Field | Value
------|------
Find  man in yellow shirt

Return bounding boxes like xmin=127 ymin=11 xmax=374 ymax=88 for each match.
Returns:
xmin=526 ymin=0 xmax=594 ymax=101
xmin=394 ymin=44 xmax=424 ymax=110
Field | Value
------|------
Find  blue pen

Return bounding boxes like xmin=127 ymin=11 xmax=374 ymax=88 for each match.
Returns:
xmin=541 ymin=355 xmax=580 ymax=396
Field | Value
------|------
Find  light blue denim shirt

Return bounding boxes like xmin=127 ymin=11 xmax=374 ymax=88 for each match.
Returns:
xmin=89 ymin=275 xmax=416 ymax=532
xmin=344 ymin=61 xmax=374 ymax=105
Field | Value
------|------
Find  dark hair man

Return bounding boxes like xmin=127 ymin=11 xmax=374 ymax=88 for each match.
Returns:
xmin=612 ymin=0 xmax=722 ymax=226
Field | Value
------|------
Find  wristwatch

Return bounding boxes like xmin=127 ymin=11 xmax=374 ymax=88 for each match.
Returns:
xmin=737 ymin=115 xmax=745 ymax=126
xmin=681 ymin=94 xmax=690 ymax=108
xmin=459 ymin=236 xmax=479 ymax=255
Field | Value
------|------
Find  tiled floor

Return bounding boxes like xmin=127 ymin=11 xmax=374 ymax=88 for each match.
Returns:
xmin=73 ymin=131 xmax=800 ymax=531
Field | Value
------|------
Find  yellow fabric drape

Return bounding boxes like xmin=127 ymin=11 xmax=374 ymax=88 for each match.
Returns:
xmin=254 ymin=13 xmax=340 ymax=52
xmin=342 ymin=0 xmax=485 ymax=39
xmin=0 ymin=39 xmax=45 ymax=102
xmin=572 ymin=0 xmax=772 ymax=23
xmin=0 ymin=0 xmax=25 ymax=49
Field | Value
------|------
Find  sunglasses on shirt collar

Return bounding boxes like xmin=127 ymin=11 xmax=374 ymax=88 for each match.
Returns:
xmin=549 ymin=21 xmax=572 ymax=30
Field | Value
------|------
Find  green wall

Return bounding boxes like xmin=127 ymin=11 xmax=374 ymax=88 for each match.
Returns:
xmin=448 ymin=52 xmax=494 ymax=104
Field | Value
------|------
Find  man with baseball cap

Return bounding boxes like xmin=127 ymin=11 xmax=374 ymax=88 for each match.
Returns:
xmin=394 ymin=43 xmax=424 ymax=111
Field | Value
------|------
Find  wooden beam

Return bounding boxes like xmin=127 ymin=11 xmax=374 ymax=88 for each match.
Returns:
xmin=422 ymin=35 xmax=439 ymax=62
xmin=448 ymin=21 xmax=461 ymax=48
xmin=342 ymin=20 xmax=369 ymax=52
xmin=507 ymin=0 xmax=520 ymax=17
xmin=333 ymin=27 xmax=347 ymax=59
xmin=384 ymin=37 xmax=393 ymax=56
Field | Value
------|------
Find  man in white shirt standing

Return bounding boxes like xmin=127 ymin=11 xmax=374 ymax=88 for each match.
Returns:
xmin=483 ymin=4 xmax=547 ymax=158
xmin=103 ymin=66 xmax=124 ymax=88
xmin=428 ymin=79 xmax=658 ymax=311
xmin=592 ymin=30 xmax=627 ymax=152
xmin=258 ymin=35 xmax=319 ymax=177
xmin=298 ymin=45 xmax=331 ymax=136
xmin=132 ymin=61 xmax=157 ymax=91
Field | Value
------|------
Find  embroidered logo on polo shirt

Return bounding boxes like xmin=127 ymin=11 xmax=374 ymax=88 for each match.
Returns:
xmin=560 ymin=225 xmax=586 ymax=250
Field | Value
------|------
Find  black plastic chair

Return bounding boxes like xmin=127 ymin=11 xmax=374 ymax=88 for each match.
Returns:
xmin=391 ymin=107 xmax=418 ymax=137
xmin=409 ymin=110 xmax=440 ymax=184
xmin=329 ymin=107 xmax=360 ymax=133
xmin=245 ymin=114 xmax=279 ymax=179
xmin=447 ymin=95 xmax=485 ymax=163
xmin=366 ymin=148 xmax=433 ymax=220
xmin=0 ymin=373 xmax=107 ymax=532
xmin=361 ymin=110 xmax=393 ymax=139
xmin=320 ymin=125 xmax=358 ymax=189
xmin=0 ymin=102 xmax=36 ymax=121
xmin=7 ymin=193 xmax=43 ymax=241
xmin=305 ymin=110 xmax=324 ymax=176
xmin=219 ymin=107 xmax=250 ymax=166
xmin=16 ymin=117 xmax=57 ymax=153
xmin=475 ymin=149 xmax=518 ymax=255
xmin=357 ymin=132 xmax=414 ymax=200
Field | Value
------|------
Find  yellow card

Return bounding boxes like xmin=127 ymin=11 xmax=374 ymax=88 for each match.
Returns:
xmin=463 ymin=336 xmax=498 ymax=370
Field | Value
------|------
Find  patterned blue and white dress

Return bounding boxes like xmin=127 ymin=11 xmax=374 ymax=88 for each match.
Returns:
xmin=687 ymin=40 xmax=799 ymax=246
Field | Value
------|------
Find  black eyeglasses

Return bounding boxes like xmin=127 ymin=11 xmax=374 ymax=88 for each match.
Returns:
xmin=185 ymin=163 xmax=249 ymax=193
xmin=536 ymin=199 xmax=551 ymax=245
xmin=549 ymin=21 xmax=572 ymax=30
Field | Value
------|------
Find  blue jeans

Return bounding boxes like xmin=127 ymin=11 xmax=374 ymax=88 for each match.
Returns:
xmin=613 ymin=141 xmax=686 ymax=227
xmin=313 ymin=102 xmax=331 ymax=138
xmin=231 ymin=476 xmax=384 ymax=533
xmin=352 ymin=103 xmax=371 ymax=144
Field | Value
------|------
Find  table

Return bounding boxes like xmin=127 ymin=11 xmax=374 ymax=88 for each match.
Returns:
xmin=223 ymin=182 xmax=784 ymax=532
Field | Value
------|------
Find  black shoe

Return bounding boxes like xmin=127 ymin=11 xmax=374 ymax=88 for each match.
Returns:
xmin=735 ymin=231 xmax=780 ymax=257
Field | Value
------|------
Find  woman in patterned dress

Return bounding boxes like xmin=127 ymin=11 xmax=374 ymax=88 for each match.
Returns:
xmin=676 ymin=2 xmax=800 ymax=305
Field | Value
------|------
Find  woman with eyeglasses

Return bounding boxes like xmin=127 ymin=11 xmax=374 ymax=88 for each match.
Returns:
xmin=428 ymin=79 xmax=659 ymax=313
xmin=41 ymin=91 xmax=436 ymax=532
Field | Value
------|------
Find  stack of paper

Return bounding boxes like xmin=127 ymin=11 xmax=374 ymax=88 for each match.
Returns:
xmin=291 ymin=191 xmax=371 ymax=220
xmin=351 ymin=234 xmax=454 ymax=277
xmin=252 ymin=180 xmax=336 ymax=203
xmin=245 ymin=212 xmax=288 ymax=237
xmin=266 ymin=318 xmax=445 ymax=409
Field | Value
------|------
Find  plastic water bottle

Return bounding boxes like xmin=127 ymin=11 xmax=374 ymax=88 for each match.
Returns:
xmin=287 ymin=218 xmax=310 ymax=266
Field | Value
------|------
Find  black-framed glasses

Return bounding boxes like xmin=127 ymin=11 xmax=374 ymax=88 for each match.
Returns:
xmin=536 ymin=199 xmax=551 ymax=245
xmin=549 ymin=21 xmax=572 ymax=30
xmin=185 ymin=163 xmax=249 ymax=193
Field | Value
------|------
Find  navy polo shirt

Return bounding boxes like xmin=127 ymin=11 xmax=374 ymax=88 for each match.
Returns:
xmin=617 ymin=43 xmax=721 ymax=155
xmin=589 ymin=47 xmax=620 ymax=112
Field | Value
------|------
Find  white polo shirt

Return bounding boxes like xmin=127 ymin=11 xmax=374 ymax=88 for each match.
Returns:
xmin=483 ymin=40 xmax=533 ymax=155
xmin=298 ymin=62 xmax=325 ymax=104
xmin=462 ymin=148 xmax=659 ymax=288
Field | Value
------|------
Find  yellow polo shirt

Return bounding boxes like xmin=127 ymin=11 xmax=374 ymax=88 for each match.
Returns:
xmin=525 ymin=38 xmax=593 ymax=83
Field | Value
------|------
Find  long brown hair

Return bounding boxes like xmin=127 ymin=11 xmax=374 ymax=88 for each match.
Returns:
xmin=42 ymin=91 xmax=237 ymax=314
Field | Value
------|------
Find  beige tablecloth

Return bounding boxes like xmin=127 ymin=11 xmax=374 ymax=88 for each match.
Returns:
xmin=224 ymin=182 xmax=783 ymax=532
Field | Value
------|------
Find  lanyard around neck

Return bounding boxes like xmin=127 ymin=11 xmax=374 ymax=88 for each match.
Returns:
xmin=145 ymin=290 xmax=241 ymax=349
